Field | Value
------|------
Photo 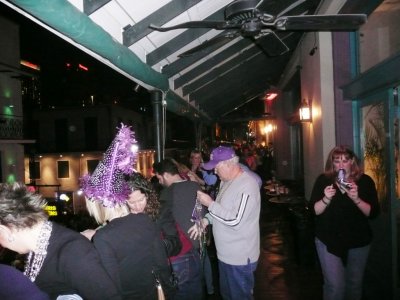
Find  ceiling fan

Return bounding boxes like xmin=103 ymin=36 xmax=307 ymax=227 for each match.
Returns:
xmin=149 ymin=0 xmax=366 ymax=58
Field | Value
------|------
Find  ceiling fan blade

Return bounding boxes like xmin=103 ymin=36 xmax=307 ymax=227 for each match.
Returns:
xmin=150 ymin=20 xmax=240 ymax=32
xmin=274 ymin=14 xmax=367 ymax=31
xmin=255 ymin=0 xmax=266 ymax=9
xmin=178 ymin=33 xmax=238 ymax=58
xmin=253 ymin=31 xmax=289 ymax=56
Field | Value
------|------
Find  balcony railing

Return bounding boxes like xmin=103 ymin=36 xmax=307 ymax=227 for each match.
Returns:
xmin=0 ymin=117 xmax=23 ymax=139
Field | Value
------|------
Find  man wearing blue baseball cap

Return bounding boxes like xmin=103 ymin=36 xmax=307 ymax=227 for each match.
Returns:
xmin=190 ymin=146 xmax=261 ymax=300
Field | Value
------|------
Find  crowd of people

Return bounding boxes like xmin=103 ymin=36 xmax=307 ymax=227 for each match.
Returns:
xmin=0 ymin=123 xmax=381 ymax=300
xmin=0 ymin=125 xmax=263 ymax=300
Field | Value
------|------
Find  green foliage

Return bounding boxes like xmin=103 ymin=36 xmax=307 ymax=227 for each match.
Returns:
xmin=363 ymin=103 xmax=386 ymax=202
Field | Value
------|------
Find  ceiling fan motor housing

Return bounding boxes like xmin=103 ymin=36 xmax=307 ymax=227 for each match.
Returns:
xmin=225 ymin=0 xmax=260 ymax=22
xmin=241 ymin=19 xmax=262 ymax=36
xmin=225 ymin=0 xmax=264 ymax=36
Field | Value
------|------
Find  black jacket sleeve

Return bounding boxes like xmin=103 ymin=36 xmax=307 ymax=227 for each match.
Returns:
xmin=157 ymin=190 xmax=182 ymax=257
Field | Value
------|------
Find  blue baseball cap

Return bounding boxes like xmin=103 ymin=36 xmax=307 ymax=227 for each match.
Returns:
xmin=202 ymin=146 xmax=236 ymax=170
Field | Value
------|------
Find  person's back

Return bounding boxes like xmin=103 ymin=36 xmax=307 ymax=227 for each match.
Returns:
xmin=34 ymin=222 xmax=121 ymax=300
xmin=93 ymin=213 xmax=171 ymax=299
xmin=169 ymin=180 xmax=201 ymax=250
xmin=158 ymin=179 xmax=203 ymax=300
xmin=154 ymin=158 xmax=203 ymax=300
xmin=83 ymin=163 xmax=177 ymax=300
xmin=0 ymin=181 xmax=121 ymax=300
xmin=0 ymin=264 xmax=50 ymax=300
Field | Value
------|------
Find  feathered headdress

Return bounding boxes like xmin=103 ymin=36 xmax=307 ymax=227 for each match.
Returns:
xmin=80 ymin=123 xmax=138 ymax=208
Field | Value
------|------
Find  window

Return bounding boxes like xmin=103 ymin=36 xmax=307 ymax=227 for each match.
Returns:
xmin=87 ymin=159 xmax=99 ymax=174
xmin=57 ymin=161 xmax=70 ymax=178
xmin=29 ymin=161 xmax=41 ymax=179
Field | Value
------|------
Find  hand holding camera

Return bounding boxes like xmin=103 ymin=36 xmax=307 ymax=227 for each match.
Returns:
xmin=339 ymin=180 xmax=352 ymax=190
xmin=337 ymin=169 xmax=352 ymax=190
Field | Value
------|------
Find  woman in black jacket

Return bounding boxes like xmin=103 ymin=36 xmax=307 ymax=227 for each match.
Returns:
xmin=0 ymin=182 xmax=121 ymax=300
xmin=84 ymin=173 xmax=175 ymax=299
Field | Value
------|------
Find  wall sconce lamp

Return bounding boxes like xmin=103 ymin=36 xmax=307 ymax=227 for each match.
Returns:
xmin=299 ymin=99 xmax=312 ymax=122
xmin=264 ymin=92 xmax=278 ymax=101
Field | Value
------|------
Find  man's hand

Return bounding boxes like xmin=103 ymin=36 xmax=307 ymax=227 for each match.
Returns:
xmin=188 ymin=218 xmax=209 ymax=240
xmin=197 ymin=190 xmax=213 ymax=207
xmin=188 ymin=223 xmax=200 ymax=240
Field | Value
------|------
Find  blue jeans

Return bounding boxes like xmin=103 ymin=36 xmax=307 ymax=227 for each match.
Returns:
xmin=315 ymin=238 xmax=370 ymax=300
xmin=171 ymin=250 xmax=203 ymax=300
xmin=218 ymin=259 xmax=258 ymax=300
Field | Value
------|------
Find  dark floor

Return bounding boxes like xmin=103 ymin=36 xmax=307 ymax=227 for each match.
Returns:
xmin=254 ymin=200 xmax=323 ymax=300
xmin=206 ymin=198 xmax=323 ymax=300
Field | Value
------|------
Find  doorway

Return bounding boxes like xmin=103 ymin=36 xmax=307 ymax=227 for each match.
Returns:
xmin=356 ymin=87 xmax=399 ymax=299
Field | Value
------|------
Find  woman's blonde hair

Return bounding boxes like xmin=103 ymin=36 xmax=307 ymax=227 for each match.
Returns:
xmin=85 ymin=198 xmax=129 ymax=225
